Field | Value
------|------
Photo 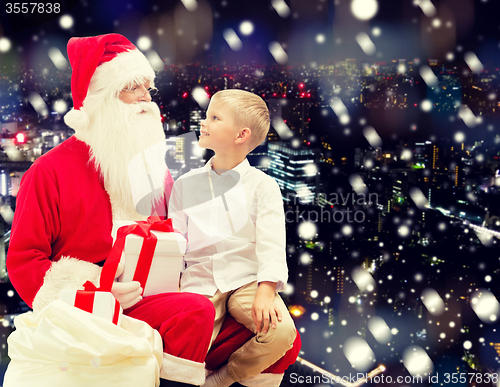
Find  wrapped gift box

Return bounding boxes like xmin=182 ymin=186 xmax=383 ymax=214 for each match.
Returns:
xmin=59 ymin=289 xmax=122 ymax=325
xmin=112 ymin=220 xmax=186 ymax=297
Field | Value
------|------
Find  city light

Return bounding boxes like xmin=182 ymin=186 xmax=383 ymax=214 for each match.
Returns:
xmin=15 ymin=133 xmax=26 ymax=144
xmin=1 ymin=173 xmax=6 ymax=196
xmin=289 ymin=305 xmax=305 ymax=317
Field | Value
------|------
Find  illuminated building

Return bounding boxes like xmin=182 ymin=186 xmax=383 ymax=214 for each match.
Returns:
xmin=0 ymin=170 xmax=9 ymax=197
xmin=335 ymin=267 xmax=344 ymax=294
xmin=1 ymin=122 xmax=17 ymax=134
xmin=268 ymin=98 xmax=313 ymax=142
xmin=397 ymin=59 xmax=406 ymax=75
xmin=305 ymin=264 xmax=313 ymax=303
xmin=345 ymin=58 xmax=357 ymax=77
xmin=165 ymin=132 xmax=204 ymax=179
xmin=490 ymin=343 xmax=500 ymax=357
xmin=433 ymin=145 xmax=439 ymax=170
xmin=9 ymin=171 xmax=24 ymax=197
xmin=391 ymin=170 xmax=412 ymax=208
xmin=354 ymin=148 xmax=363 ymax=168
xmin=428 ymin=74 xmax=462 ymax=112
xmin=328 ymin=308 xmax=335 ymax=326
xmin=319 ymin=140 xmax=334 ymax=166
xmin=414 ymin=142 xmax=432 ymax=169
xmin=189 ymin=107 xmax=203 ymax=133
xmin=266 ymin=126 xmax=280 ymax=143
xmin=247 ymin=142 xmax=270 ymax=172
xmin=268 ymin=142 xmax=320 ymax=203
xmin=390 ymin=59 xmax=398 ymax=73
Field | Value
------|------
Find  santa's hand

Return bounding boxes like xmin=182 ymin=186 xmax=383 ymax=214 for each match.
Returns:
xmin=111 ymin=281 xmax=143 ymax=309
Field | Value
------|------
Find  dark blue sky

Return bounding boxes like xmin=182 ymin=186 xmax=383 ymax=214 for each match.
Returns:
xmin=1 ymin=0 xmax=500 ymax=65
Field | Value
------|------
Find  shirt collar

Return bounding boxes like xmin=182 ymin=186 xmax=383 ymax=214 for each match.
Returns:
xmin=205 ymin=156 xmax=251 ymax=177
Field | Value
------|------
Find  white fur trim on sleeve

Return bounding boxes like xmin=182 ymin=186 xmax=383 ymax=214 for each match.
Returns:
xmin=32 ymin=256 xmax=101 ymax=316
xmin=160 ymin=353 xmax=206 ymax=385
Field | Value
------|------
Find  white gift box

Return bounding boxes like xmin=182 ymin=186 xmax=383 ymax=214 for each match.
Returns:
xmin=59 ymin=289 xmax=123 ymax=325
xmin=112 ymin=220 xmax=187 ymax=297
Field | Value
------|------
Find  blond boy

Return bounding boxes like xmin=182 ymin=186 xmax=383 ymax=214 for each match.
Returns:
xmin=169 ymin=89 xmax=296 ymax=387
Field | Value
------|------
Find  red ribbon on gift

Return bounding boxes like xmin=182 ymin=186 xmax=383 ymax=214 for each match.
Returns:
xmin=75 ymin=282 xmax=121 ymax=325
xmin=103 ymin=216 xmax=175 ymax=296
xmin=74 ymin=289 xmax=95 ymax=315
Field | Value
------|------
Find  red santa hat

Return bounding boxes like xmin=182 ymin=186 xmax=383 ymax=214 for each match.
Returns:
xmin=64 ymin=33 xmax=155 ymax=130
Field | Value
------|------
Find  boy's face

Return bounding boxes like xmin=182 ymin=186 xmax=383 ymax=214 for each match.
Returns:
xmin=199 ymin=97 xmax=239 ymax=152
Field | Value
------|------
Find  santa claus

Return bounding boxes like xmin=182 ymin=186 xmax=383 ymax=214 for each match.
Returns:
xmin=5 ymin=33 xmax=299 ymax=387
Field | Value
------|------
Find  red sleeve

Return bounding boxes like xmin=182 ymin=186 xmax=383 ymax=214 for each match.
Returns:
xmin=7 ymin=163 xmax=61 ymax=308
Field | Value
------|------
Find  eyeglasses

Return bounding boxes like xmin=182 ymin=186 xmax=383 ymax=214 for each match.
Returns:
xmin=121 ymin=85 xmax=159 ymax=97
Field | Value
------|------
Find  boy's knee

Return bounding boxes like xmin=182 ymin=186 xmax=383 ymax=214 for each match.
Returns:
xmin=260 ymin=319 xmax=296 ymax=352
xmin=275 ymin=320 xmax=297 ymax=348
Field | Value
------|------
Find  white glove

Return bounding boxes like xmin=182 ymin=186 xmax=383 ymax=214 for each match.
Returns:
xmin=110 ymin=253 xmax=143 ymax=309
xmin=111 ymin=281 xmax=143 ymax=309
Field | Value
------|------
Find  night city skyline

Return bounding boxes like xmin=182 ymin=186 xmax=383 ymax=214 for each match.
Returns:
xmin=1 ymin=1 xmax=500 ymax=386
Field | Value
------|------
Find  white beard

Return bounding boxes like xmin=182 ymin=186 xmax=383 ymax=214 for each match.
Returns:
xmin=75 ymin=97 xmax=167 ymax=221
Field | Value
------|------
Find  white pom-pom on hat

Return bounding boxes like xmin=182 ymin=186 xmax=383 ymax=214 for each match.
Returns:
xmin=63 ymin=107 xmax=90 ymax=132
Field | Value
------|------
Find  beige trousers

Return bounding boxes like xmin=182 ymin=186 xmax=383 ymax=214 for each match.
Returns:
xmin=208 ymin=281 xmax=297 ymax=382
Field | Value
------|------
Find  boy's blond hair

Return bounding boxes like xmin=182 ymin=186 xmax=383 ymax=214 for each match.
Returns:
xmin=212 ymin=89 xmax=270 ymax=152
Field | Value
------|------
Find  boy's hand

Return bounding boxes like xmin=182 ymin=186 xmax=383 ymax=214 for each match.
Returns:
xmin=252 ymin=281 xmax=283 ymax=334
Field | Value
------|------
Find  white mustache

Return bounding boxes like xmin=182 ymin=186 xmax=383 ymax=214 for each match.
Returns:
xmin=129 ymin=101 xmax=159 ymax=115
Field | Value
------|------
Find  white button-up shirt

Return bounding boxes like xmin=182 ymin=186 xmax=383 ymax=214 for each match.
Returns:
xmin=169 ymin=157 xmax=288 ymax=296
